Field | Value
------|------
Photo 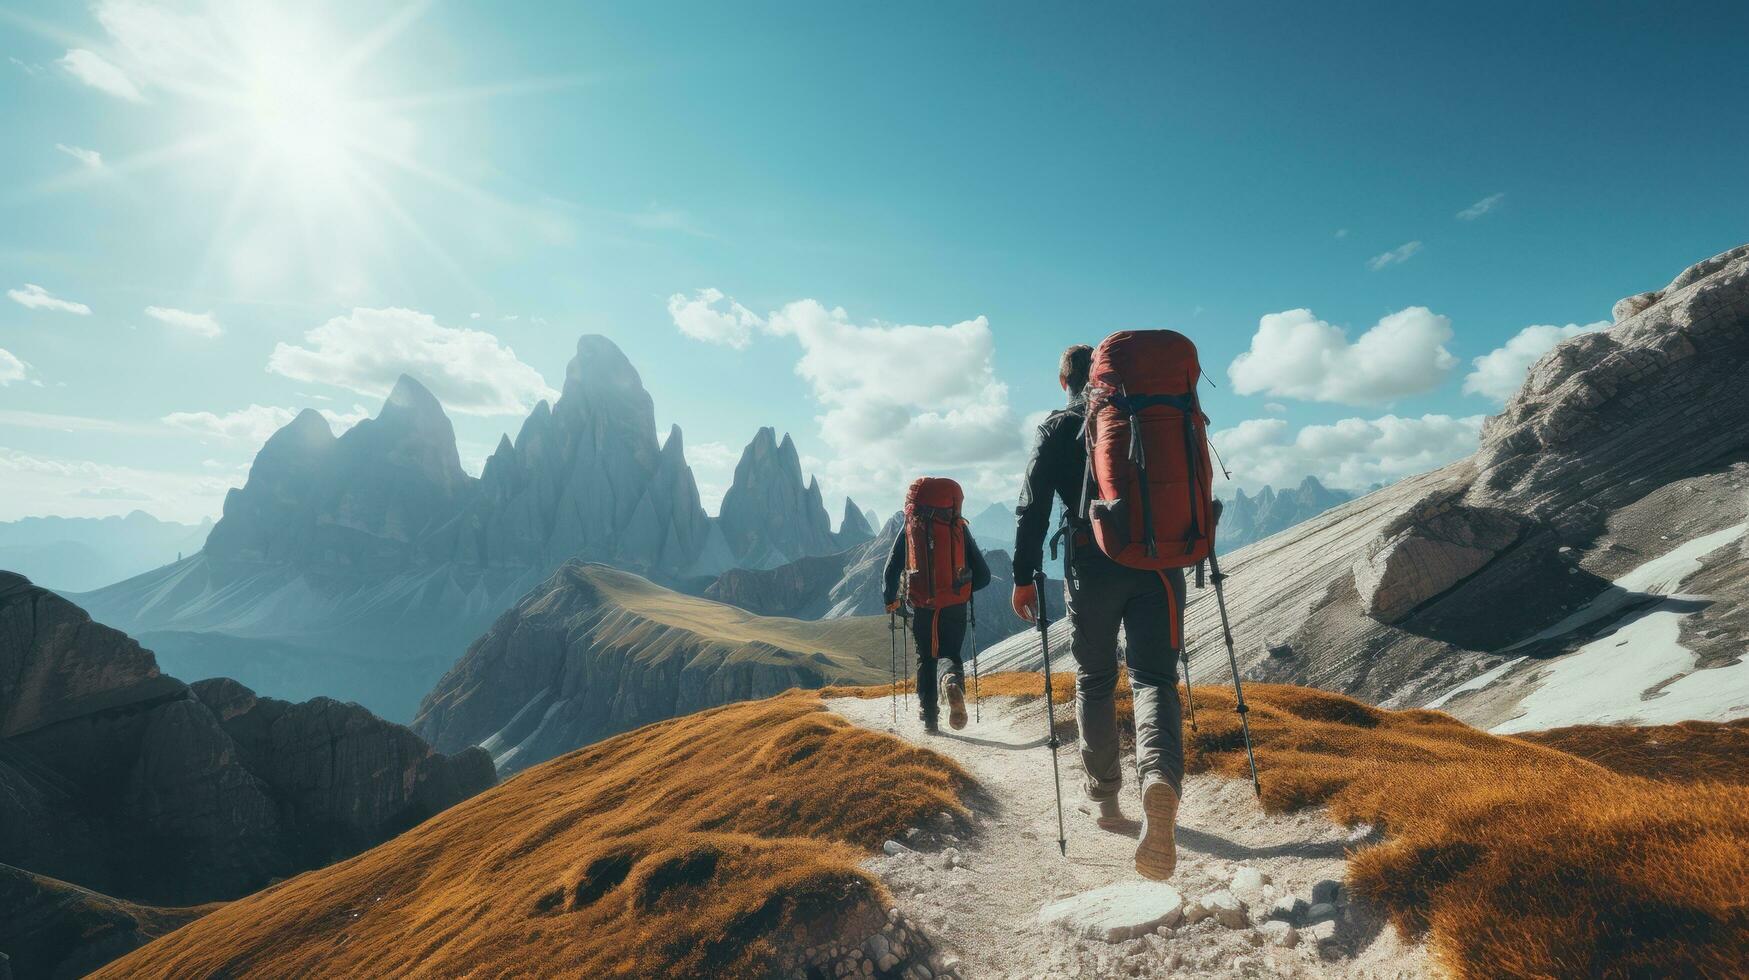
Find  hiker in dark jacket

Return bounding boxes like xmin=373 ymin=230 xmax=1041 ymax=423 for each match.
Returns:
xmin=882 ymin=525 xmax=992 ymax=734
xmin=1011 ymin=343 xmax=1188 ymax=881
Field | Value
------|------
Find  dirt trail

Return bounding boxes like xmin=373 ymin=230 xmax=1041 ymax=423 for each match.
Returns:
xmin=830 ymin=694 xmax=1432 ymax=979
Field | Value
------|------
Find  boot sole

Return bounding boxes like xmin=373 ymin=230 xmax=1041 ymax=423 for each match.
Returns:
xmin=1135 ymin=781 xmax=1179 ymax=881
xmin=946 ymin=682 xmax=967 ymax=730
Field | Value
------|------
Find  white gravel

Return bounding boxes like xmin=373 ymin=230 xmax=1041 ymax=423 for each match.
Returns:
xmin=831 ymin=694 xmax=1432 ymax=979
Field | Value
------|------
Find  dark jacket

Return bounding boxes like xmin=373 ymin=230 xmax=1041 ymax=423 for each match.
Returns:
xmin=1013 ymin=395 xmax=1087 ymax=583
xmin=881 ymin=524 xmax=993 ymax=607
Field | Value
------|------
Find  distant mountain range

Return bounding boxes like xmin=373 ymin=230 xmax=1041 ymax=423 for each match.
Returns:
xmin=0 ymin=512 xmax=211 ymax=592
xmin=73 ymin=336 xmax=867 ymax=721
xmin=1216 ymin=477 xmax=1356 ymax=550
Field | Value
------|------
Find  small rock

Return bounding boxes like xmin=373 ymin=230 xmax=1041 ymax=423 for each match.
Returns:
xmin=877 ymin=953 xmax=898 ymax=972
xmin=1307 ymin=902 xmax=1337 ymax=921
xmin=1198 ymin=890 xmax=1249 ymax=929
xmin=1230 ymin=867 xmax=1269 ymax=895
xmin=882 ymin=840 xmax=912 ymax=856
xmin=1245 ymin=929 xmax=1265 ymax=947
xmin=1311 ymin=879 xmax=1342 ymax=905
xmin=1305 ymin=920 xmax=1339 ymax=944
xmin=1259 ymin=921 xmax=1300 ymax=948
xmin=864 ymin=935 xmax=891 ymax=960
xmin=1266 ymin=894 xmax=1306 ymax=922
xmin=1038 ymin=881 xmax=1186 ymax=942
xmin=1183 ymin=903 xmax=1212 ymax=925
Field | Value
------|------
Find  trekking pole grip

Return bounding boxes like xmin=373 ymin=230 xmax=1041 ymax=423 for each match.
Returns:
xmin=1032 ymin=570 xmax=1050 ymax=629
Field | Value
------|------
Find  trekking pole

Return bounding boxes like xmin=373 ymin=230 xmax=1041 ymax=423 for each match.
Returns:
xmin=1181 ymin=641 xmax=1198 ymax=732
xmin=1033 ymin=571 xmax=1068 ymax=857
xmin=902 ymin=604 xmax=912 ymax=715
xmin=1205 ymin=549 xmax=1262 ymax=798
xmin=889 ymin=611 xmax=899 ymax=727
xmin=969 ymin=594 xmax=981 ymax=723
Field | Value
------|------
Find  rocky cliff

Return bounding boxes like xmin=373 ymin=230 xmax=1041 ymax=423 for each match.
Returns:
xmin=414 ymin=562 xmax=889 ymax=773
xmin=835 ymin=496 xmax=875 ymax=549
xmin=0 ymin=572 xmax=493 ymax=909
xmin=984 ymin=246 xmax=1749 ymax=731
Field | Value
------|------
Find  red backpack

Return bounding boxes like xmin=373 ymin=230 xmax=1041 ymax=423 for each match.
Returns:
xmin=1081 ymin=330 xmax=1217 ymax=569
xmin=903 ymin=477 xmax=974 ymax=609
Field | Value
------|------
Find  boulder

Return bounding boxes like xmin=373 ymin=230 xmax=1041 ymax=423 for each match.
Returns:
xmin=1196 ymin=890 xmax=1249 ymax=929
xmin=1351 ymin=493 xmax=1522 ymax=623
xmin=1037 ymin=881 xmax=1185 ymax=942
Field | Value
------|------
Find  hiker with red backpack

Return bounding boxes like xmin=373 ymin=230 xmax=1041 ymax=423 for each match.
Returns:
xmin=1012 ymin=334 xmax=1234 ymax=881
xmin=882 ymin=477 xmax=993 ymax=735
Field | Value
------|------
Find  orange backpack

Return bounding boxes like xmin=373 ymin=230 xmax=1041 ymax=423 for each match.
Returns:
xmin=1081 ymin=330 xmax=1217 ymax=569
xmin=903 ymin=477 xmax=974 ymax=609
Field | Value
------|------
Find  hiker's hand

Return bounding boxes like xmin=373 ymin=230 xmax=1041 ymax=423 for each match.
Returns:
xmin=885 ymin=599 xmax=900 ymax=614
xmin=1012 ymin=583 xmax=1038 ymax=622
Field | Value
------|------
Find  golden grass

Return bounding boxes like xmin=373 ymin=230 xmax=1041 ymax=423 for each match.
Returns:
xmin=580 ymin=563 xmax=894 ymax=680
xmin=98 ymin=692 xmax=972 ymax=980
xmin=856 ymin=672 xmax=1749 ymax=978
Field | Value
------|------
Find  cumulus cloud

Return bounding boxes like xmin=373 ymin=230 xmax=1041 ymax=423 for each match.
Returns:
xmin=1463 ymin=321 xmax=1609 ymax=402
xmin=1457 ymin=193 xmax=1506 ymax=221
xmin=55 ymin=143 xmax=104 ymax=168
xmin=162 ymin=403 xmax=369 ymax=444
xmin=57 ymin=48 xmax=144 ymax=102
xmin=1211 ymin=413 xmax=1484 ymax=492
xmin=0 ymin=348 xmax=31 ymax=386
xmin=1228 ymin=307 xmax=1457 ymax=406
xmin=8 ymin=283 xmax=91 ymax=315
xmin=145 ymin=305 xmax=222 ymax=337
xmin=671 ymin=290 xmax=1027 ymax=507
xmin=267 ymin=308 xmax=557 ymax=416
xmin=1366 ymin=241 xmax=1423 ymax=271
xmin=666 ymin=288 xmax=764 ymax=349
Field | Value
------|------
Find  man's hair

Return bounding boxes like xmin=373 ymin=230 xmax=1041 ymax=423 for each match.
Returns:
xmin=1059 ymin=344 xmax=1093 ymax=395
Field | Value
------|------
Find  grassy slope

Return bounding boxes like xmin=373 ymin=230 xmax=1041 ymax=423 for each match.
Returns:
xmin=842 ymin=673 xmax=1748 ymax=978
xmin=580 ymin=563 xmax=893 ymax=683
xmin=96 ymin=692 xmax=970 ymax=979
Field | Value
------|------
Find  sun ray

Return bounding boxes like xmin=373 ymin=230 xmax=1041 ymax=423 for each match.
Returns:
xmin=360 ymin=73 xmax=597 ymax=113
xmin=191 ymin=145 xmax=270 ymax=292
xmin=4 ymin=130 xmax=238 ymax=205
xmin=346 ymin=161 xmax=487 ymax=303
xmin=331 ymin=0 xmax=437 ymax=83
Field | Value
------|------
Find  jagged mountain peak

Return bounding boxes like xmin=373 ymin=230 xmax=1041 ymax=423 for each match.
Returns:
xmin=381 ymin=374 xmax=444 ymax=418
xmin=661 ymin=423 xmax=685 ymax=459
xmin=562 ymin=334 xmax=646 ymax=397
xmin=839 ymin=497 xmax=873 ymax=540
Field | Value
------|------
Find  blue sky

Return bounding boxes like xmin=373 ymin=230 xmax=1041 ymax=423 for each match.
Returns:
xmin=2 ymin=1 xmax=1746 ymax=523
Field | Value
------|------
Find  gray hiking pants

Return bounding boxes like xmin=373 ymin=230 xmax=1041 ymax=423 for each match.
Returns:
xmin=1064 ymin=532 xmax=1186 ymax=799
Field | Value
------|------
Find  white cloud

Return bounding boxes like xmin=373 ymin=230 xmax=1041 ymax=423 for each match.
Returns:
xmin=1463 ymin=321 xmax=1609 ymax=402
xmin=145 ymin=305 xmax=222 ymax=337
xmin=161 ymin=403 xmax=368 ymax=444
xmin=8 ymin=283 xmax=91 ymax=315
xmin=1457 ymin=193 xmax=1506 ymax=221
xmin=267 ymin=308 xmax=556 ymax=416
xmin=0 ymin=446 xmax=233 ymax=522
xmin=0 ymin=348 xmax=31 ymax=386
xmin=763 ymin=299 xmax=1024 ymax=506
xmin=57 ymin=48 xmax=144 ymax=102
xmin=667 ymin=288 xmax=765 ymax=349
xmin=1228 ymin=307 xmax=1457 ymax=406
xmin=671 ymin=290 xmax=1028 ymax=508
xmin=1366 ymin=241 xmax=1422 ymax=271
xmin=1211 ymin=413 xmax=1484 ymax=492
xmin=55 ymin=143 xmax=104 ymax=168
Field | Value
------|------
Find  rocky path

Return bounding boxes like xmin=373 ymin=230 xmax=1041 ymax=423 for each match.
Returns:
xmin=830 ymin=695 xmax=1430 ymax=979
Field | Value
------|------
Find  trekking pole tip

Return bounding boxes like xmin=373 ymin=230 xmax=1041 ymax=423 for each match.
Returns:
xmin=1057 ymin=838 xmax=1067 ymax=857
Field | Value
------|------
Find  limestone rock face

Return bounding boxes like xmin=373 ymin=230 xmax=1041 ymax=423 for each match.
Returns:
xmin=703 ymin=552 xmax=851 ymax=619
xmin=717 ymin=428 xmax=838 ymax=569
xmin=835 ymin=497 xmax=875 ymax=549
xmin=414 ymin=562 xmax=887 ymax=773
xmin=0 ymin=574 xmax=493 ymax=907
xmin=1351 ymin=492 xmax=1523 ymax=624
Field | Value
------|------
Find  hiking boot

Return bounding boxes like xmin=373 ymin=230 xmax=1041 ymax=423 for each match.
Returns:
xmin=945 ymin=677 xmax=968 ymax=730
xmin=919 ymin=710 xmax=940 ymax=735
xmin=1083 ymin=790 xmax=1125 ymax=830
xmin=1135 ymin=775 xmax=1179 ymax=881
